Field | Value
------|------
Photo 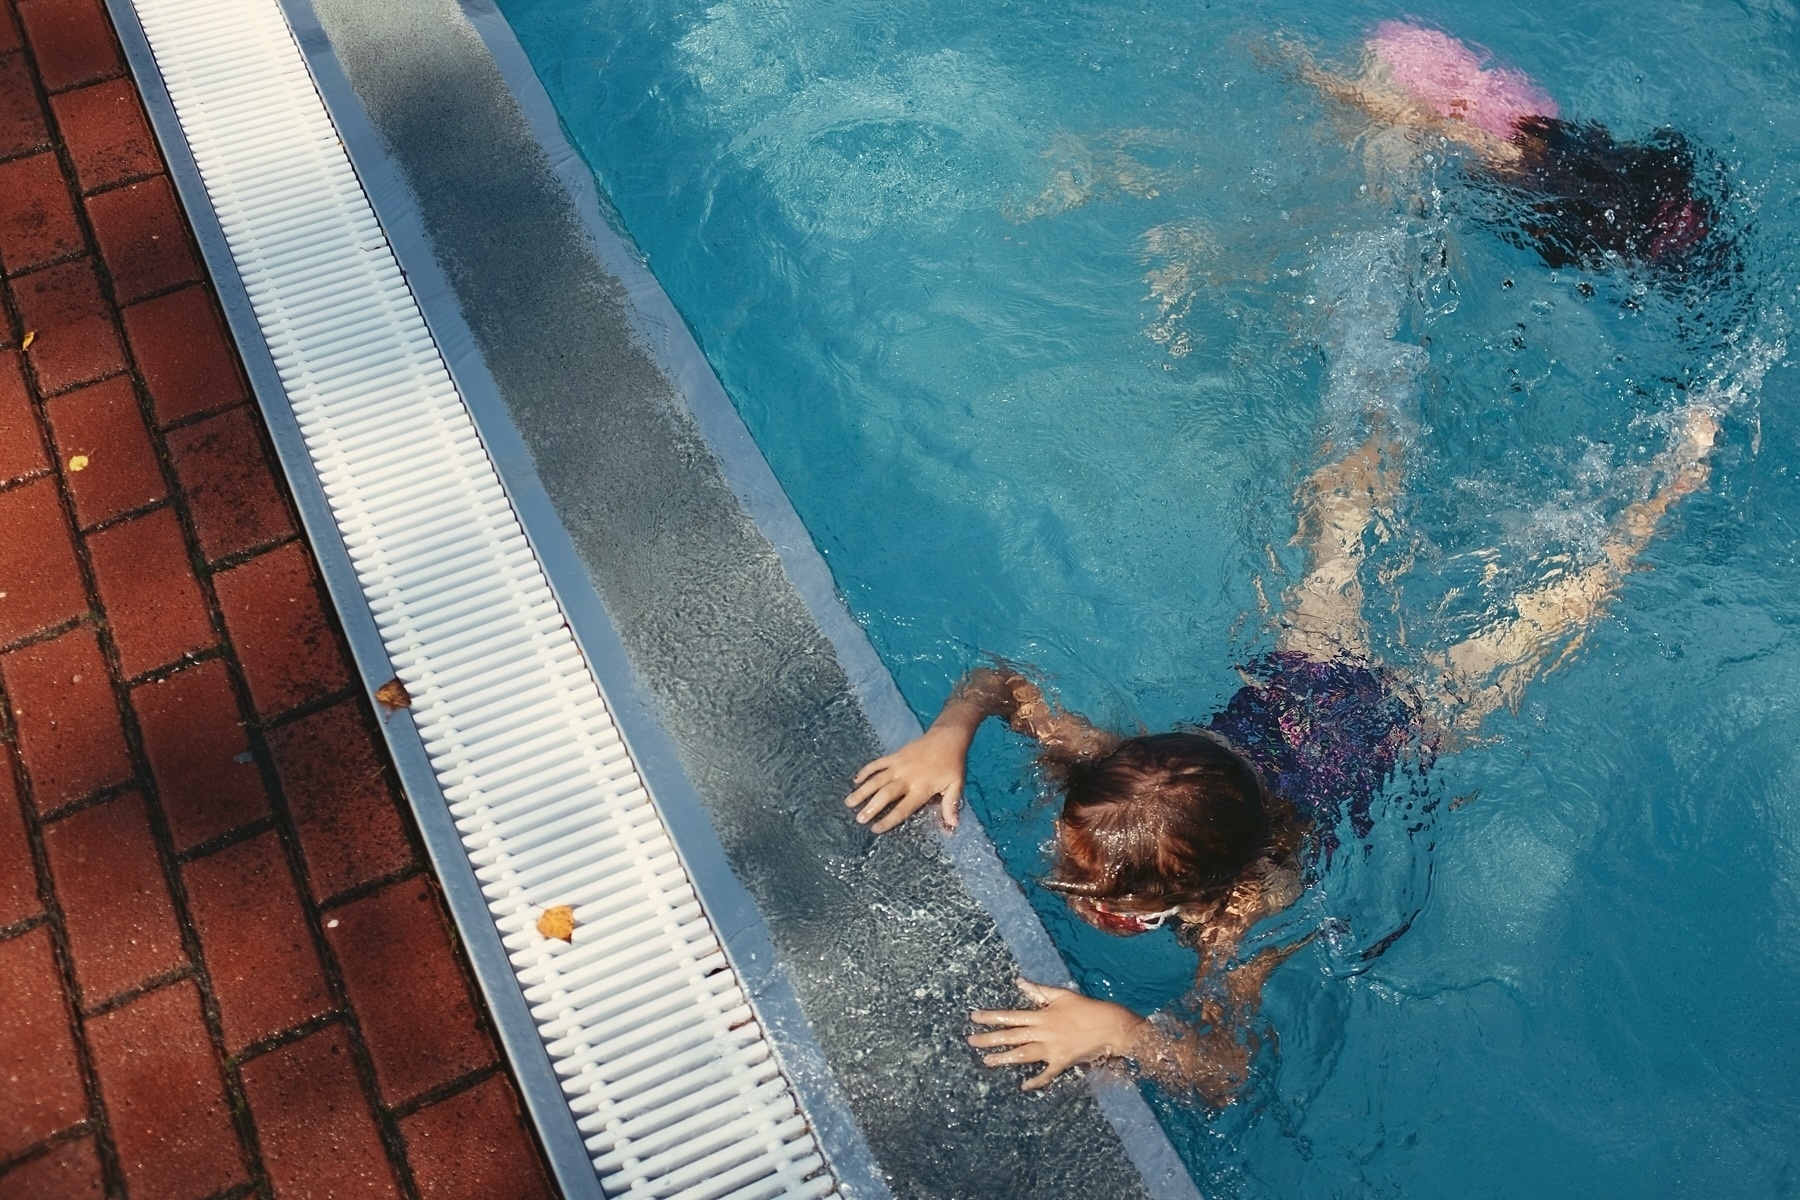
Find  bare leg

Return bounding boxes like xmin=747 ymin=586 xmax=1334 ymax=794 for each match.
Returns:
xmin=1428 ymin=406 xmax=1720 ymax=728
xmin=1277 ymin=434 xmax=1402 ymax=662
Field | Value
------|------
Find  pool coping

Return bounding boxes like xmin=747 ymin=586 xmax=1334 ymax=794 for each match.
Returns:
xmin=448 ymin=6 xmax=1199 ymax=1195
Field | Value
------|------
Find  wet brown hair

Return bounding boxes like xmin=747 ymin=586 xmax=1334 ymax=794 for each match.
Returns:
xmin=1493 ymin=117 xmax=1726 ymax=273
xmin=1043 ymin=732 xmax=1272 ymax=910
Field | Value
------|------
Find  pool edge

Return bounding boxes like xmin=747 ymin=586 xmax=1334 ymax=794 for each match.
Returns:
xmin=450 ymin=6 xmax=1201 ymax=1194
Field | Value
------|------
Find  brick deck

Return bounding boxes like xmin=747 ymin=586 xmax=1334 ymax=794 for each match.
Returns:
xmin=0 ymin=1 xmax=558 ymax=1195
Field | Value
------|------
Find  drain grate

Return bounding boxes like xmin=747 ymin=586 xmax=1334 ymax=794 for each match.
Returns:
xmin=118 ymin=0 xmax=839 ymax=1195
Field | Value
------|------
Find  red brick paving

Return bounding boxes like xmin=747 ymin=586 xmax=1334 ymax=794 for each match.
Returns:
xmin=2 ymin=625 xmax=132 ymax=809
xmin=16 ymin=0 xmax=123 ymax=94
xmin=43 ymin=373 xmax=165 ymax=526
xmin=0 ymin=349 xmax=48 ymax=481
xmin=0 ymin=749 xmax=39 ymax=926
xmin=131 ymin=658 xmax=268 ymax=851
xmin=84 ymin=173 xmax=201 ymax=303
xmin=241 ymin=1025 xmax=406 ymax=1200
xmin=85 ymin=505 xmax=214 ymax=676
xmin=0 ymin=53 xmax=50 ymax=157
xmin=88 ymin=979 xmax=249 ymax=1197
xmin=184 ymin=830 xmax=332 ymax=1052
xmin=0 ymin=1134 xmax=106 ymax=1199
xmin=41 ymin=790 xmax=186 ymax=1004
xmin=46 ymin=76 xmax=156 ymax=192
xmin=0 ymin=151 xmax=82 ymax=273
xmin=327 ymin=878 xmax=496 ymax=1106
xmin=120 ymin=282 xmax=246 ymax=425
xmin=0 ymin=476 xmax=86 ymax=642
xmin=0 ymin=5 xmax=557 ymax=1194
xmin=401 ymin=1073 xmax=556 ymax=1200
xmin=9 ymin=256 xmax=125 ymax=394
xmin=216 ymin=539 xmax=351 ymax=717
xmin=166 ymin=402 xmax=297 ymax=561
xmin=0 ymin=926 xmax=88 ymax=1157
xmin=270 ymin=699 xmax=414 ymax=901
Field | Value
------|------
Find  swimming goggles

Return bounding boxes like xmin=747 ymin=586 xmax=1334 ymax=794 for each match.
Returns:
xmin=1041 ymin=875 xmax=1183 ymax=933
xmin=1087 ymin=898 xmax=1183 ymax=932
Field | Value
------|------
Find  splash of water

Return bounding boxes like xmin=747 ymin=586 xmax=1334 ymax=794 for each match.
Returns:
xmin=1309 ymin=224 xmax=1433 ymax=446
xmin=1500 ymin=317 xmax=1787 ymax=570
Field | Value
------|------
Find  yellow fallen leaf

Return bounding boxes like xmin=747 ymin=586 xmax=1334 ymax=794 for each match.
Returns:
xmin=537 ymin=905 xmax=576 ymax=942
xmin=68 ymin=454 xmax=89 ymax=473
xmin=374 ymin=677 xmax=412 ymax=710
xmin=21 ymin=330 xmax=36 ymax=350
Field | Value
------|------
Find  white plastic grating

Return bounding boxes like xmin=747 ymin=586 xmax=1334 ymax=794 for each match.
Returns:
xmin=125 ymin=0 xmax=838 ymax=1195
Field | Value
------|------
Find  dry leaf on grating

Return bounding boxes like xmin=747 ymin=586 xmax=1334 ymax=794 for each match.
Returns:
xmin=537 ymin=905 xmax=577 ymax=942
xmin=374 ymin=678 xmax=412 ymax=710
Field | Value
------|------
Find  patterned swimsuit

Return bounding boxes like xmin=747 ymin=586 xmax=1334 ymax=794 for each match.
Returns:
xmin=1206 ymin=652 xmax=1423 ymax=843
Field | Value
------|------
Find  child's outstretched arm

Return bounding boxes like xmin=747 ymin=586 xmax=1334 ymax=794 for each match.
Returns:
xmin=845 ymin=667 xmax=1116 ymax=833
xmin=968 ymin=939 xmax=1303 ymax=1100
xmin=1266 ymin=32 xmax=1525 ymax=171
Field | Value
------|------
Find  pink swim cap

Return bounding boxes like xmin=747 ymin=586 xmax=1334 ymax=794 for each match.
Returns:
xmin=1366 ymin=21 xmax=1558 ymax=139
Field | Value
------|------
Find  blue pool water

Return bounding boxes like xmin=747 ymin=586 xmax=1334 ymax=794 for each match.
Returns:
xmin=496 ymin=0 xmax=1800 ymax=1193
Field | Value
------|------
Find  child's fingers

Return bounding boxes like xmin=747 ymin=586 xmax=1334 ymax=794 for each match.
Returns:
xmin=1015 ymin=979 xmax=1068 ymax=1006
xmin=853 ymin=783 xmax=906 ymax=825
xmin=843 ymin=776 xmax=888 ymax=809
xmin=969 ymin=1007 xmax=1037 ymax=1029
xmin=870 ymin=790 xmax=930 ymax=833
xmin=967 ymin=1025 xmax=1038 ymax=1049
xmin=1020 ymin=1061 xmax=1068 ymax=1091
xmin=850 ymin=755 xmax=893 ymax=787
xmin=979 ymin=1044 xmax=1046 ymax=1068
xmin=938 ymin=782 xmax=962 ymax=830
xmin=844 ymin=762 xmax=893 ymax=804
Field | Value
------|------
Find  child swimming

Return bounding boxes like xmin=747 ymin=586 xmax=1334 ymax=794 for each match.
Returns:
xmin=1300 ymin=22 xmax=1721 ymax=272
xmin=846 ymin=395 xmax=1722 ymax=1100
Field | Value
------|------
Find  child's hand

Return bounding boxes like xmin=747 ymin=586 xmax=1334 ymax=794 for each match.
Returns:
xmin=968 ymin=980 xmax=1148 ymax=1091
xmin=843 ymin=728 xmax=968 ymax=833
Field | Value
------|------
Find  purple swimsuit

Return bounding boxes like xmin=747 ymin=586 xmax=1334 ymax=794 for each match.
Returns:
xmin=1206 ymin=652 xmax=1422 ymax=842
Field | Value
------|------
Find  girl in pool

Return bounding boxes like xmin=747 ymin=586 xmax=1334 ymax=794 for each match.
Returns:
xmin=1295 ymin=21 xmax=1720 ymax=272
xmin=846 ymin=393 xmax=1722 ymax=1100
xmin=845 ymin=21 xmax=1734 ymax=1101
